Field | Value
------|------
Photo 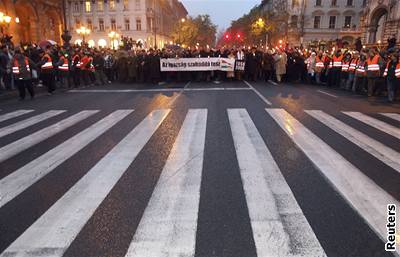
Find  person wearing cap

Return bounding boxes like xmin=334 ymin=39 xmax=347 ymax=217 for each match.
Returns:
xmin=383 ymin=52 xmax=399 ymax=102
xmin=11 ymin=47 xmax=36 ymax=100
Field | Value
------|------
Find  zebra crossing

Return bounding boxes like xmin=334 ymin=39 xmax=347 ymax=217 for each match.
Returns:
xmin=0 ymin=107 xmax=399 ymax=257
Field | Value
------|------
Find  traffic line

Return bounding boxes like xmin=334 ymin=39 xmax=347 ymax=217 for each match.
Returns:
xmin=317 ymin=90 xmax=338 ymax=98
xmin=343 ymin=111 xmax=400 ymax=140
xmin=267 ymin=80 xmax=278 ymax=86
xmin=0 ymin=110 xmax=65 ymax=138
xmin=267 ymin=108 xmax=400 ymax=253
xmin=0 ymin=110 xmax=34 ymax=123
xmin=68 ymin=86 xmax=252 ymax=93
xmin=0 ymin=110 xmax=133 ymax=208
xmin=184 ymin=87 xmax=252 ymax=91
xmin=125 ymin=109 xmax=207 ymax=257
xmin=228 ymin=109 xmax=326 ymax=257
xmin=0 ymin=109 xmax=170 ymax=257
xmin=380 ymin=113 xmax=400 ymax=123
xmin=0 ymin=110 xmax=98 ymax=162
xmin=306 ymin=110 xmax=400 ymax=174
xmin=244 ymin=80 xmax=272 ymax=106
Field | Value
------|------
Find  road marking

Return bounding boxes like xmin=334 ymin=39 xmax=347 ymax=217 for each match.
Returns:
xmin=380 ymin=113 xmax=400 ymax=122
xmin=317 ymin=90 xmax=338 ymax=98
xmin=228 ymin=109 xmax=326 ymax=257
xmin=0 ymin=110 xmax=98 ymax=162
xmin=166 ymin=81 xmax=191 ymax=108
xmin=0 ymin=110 xmax=34 ymax=123
xmin=267 ymin=108 xmax=400 ymax=253
xmin=68 ymin=86 xmax=252 ymax=93
xmin=244 ymin=80 xmax=272 ymax=106
xmin=267 ymin=80 xmax=278 ymax=86
xmin=0 ymin=110 xmax=65 ymax=138
xmin=0 ymin=110 xmax=133 ymax=208
xmin=306 ymin=110 xmax=400 ymax=174
xmin=0 ymin=110 xmax=170 ymax=257
xmin=343 ymin=112 xmax=400 ymax=140
xmin=125 ymin=109 xmax=207 ymax=257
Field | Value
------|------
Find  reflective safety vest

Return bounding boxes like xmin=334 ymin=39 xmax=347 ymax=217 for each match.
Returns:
xmin=366 ymin=55 xmax=380 ymax=72
xmin=12 ymin=58 xmax=30 ymax=74
xmin=383 ymin=61 xmax=400 ymax=78
xmin=315 ymin=56 xmax=325 ymax=71
xmin=73 ymin=55 xmax=82 ymax=69
xmin=330 ymin=55 xmax=343 ymax=68
xmin=355 ymin=61 xmax=366 ymax=76
xmin=58 ymin=56 xmax=69 ymax=71
xmin=341 ymin=61 xmax=350 ymax=72
xmin=348 ymin=58 xmax=358 ymax=72
xmin=41 ymin=54 xmax=53 ymax=70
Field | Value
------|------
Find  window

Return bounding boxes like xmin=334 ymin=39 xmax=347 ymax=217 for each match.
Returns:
xmin=292 ymin=0 xmax=299 ymax=8
xmin=329 ymin=16 xmax=336 ymax=29
xmin=346 ymin=0 xmax=353 ymax=6
xmin=109 ymin=0 xmax=116 ymax=11
xmin=111 ymin=18 xmax=117 ymax=30
xmin=136 ymin=18 xmax=142 ymax=31
xmin=74 ymin=2 xmax=80 ymax=12
xmin=75 ymin=18 xmax=81 ymax=29
xmin=99 ymin=19 xmax=105 ymax=31
xmin=344 ymin=16 xmax=352 ymax=28
xmin=135 ymin=0 xmax=141 ymax=10
xmin=315 ymin=0 xmax=322 ymax=6
xmin=125 ymin=18 xmax=130 ymax=30
xmin=331 ymin=0 xmax=337 ymax=6
xmin=123 ymin=0 xmax=129 ymax=10
xmin=313 ymin=16 xmax=321 ymax=28
xmin=362 ymin=0 xmax=367 ymax=7
xmin=85 ymin=0 xmax=91 ymax=13
xmin=87 ymin=19 xmax=93 ymax=30
xmin=98 ymin=0 xmax=104 ymax=12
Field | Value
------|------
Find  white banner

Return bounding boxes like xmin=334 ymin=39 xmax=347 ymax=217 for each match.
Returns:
xmin=160 ymin=57 xmax=238 ymax=72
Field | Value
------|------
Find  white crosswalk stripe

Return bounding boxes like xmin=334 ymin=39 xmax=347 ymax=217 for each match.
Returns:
xmin=228 ymin=109 xmax=326 ymax=257
xmin=343 ymin=111 xmax=400 ymax=139
xmin=306 ymin=110 xmax=400 ymax=174
xmin=0 ymin=110 xmax=34 ymax=123
xmin=0 ymin=110 xmax=98 ymax=162
xmin=0 ymin=108 xmax=399 ymax=257
xmin=0 ymin=109 xmax=170 ymax=257
xmin=125 ymin=109 xmax=207 ymax=257
xmin=267 ymin=108 xmax=400 ymax=256
xmin=0 ymin=110 xmax=65 ymax=138
xmin=0 ymin=110 xmax=133 ymax=208
xmin=380 ymin=113 xmax=400 ymax=122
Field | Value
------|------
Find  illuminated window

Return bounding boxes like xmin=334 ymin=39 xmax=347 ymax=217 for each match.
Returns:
xmin=98 ymin=39 xmax=107 ymax=47
xmin=98 ymin=0 xmax=104 ymax=12
xmin=109 ymin=0 xmax=116 ymax=10
xmin=85 ymin=1 xmax=91 ymax=13
xmin=123 ymin=0 xmax=129 ymax=10
xmin=88 ymin=40 xmax=95 ymax=48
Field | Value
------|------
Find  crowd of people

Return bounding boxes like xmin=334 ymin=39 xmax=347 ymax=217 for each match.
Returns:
xmin=0 ymin=38 xmax=399 ymax=102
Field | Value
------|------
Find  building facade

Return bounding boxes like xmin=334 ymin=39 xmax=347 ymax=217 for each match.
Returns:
xmin=66 ymin=0 xmax=187 ymax=49
xmin=360 ymin=0 xmax=400 ymax=45
xmin=261 ymin=0 xmax=365 ymax=47
xmin=0 ymin=0 xmax=63 ymax=44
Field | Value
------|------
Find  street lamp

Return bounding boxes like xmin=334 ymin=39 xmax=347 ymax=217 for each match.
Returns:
xmin=76 ymin=26 xmax=90 ymax=44
xmin=108 ymin=31 xmax=120 ymax=50
xmin=0 ymin=12 xmax=12 ymax=34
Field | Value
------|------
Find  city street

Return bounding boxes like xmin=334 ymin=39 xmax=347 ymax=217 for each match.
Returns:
xmin=0 ymin=81 xmax=399 ymax=257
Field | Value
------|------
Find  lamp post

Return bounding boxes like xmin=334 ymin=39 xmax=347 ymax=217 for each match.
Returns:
xmin=108 ymin=31 xmax=120 ymax=50
xmin=256 ymin=18 xmax=268 ymax=49
xmin=77 ymin=26 xmax=91 ymax=44
xmin=178 ymin=18 xmax=185 ymax=45
xmin=61 ymin=0 xmax=72 ymax=48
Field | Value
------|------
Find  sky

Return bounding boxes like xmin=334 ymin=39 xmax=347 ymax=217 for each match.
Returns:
xmin=180 ymin=0 xmax=260 ymax=31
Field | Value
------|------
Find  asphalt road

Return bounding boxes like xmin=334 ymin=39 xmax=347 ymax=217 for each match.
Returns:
xmin=0 ymin=80 xmax=399 ymax=257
